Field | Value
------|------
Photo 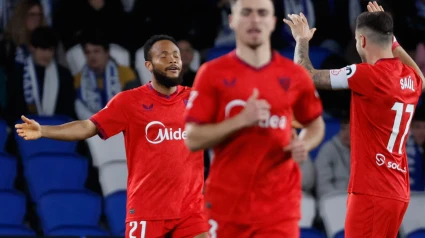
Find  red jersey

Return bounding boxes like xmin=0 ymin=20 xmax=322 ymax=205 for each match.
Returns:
xmin=90 ymin=84 xmax=204 ymax=222
xmin=329 ymin=58 xmax=423 ymax=202
xmin=184 ymin=51 xmax=323 ymax=223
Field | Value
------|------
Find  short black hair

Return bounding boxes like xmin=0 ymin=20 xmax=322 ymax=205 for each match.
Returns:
xmin=80 ymin=29 xmax=110 ymax=51
xmin=143 ymin=34 xmax=177 ymax=61
xmin=356 ymin=11 xmax=393 ymax=45
xmin=30 ymin=27 xmax=58 ymax=49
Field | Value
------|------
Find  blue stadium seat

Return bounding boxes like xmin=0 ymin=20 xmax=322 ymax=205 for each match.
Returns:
xmin=0 ymin=154 xmax=17 ymax=189
xmin=14 ymin=115 xmax=77 ymax=159
xmin=48 ymin=226 xmax=109 ymax=236
xmin=310 ymin=117 xmax=341 ymax=159
xmin=24 ymin=153 xmax=88 ymax=201
xmin=334 ymin=230 xmax=345 ymax=238
xmin=0 ymin=119 xmax=7 ymax=152
xmin=408 ymin=229 xmax=425 ymax=238
xmin=206 ymin=46 xmax=235 ymax=61
xmin=0 ymin=225 xmax=35 ymax=236
xmin=0 ymin=190 xmax=35 ymax=236
xmin=279 ymin=46 xmax=332 ymax=68
xmin=37 ymin=190 xmax=108 ymax=235
xmin=105 ymin=191 xmax=126 ymax=236
xmin=0 ymin=190 xmax=27 ymax=225
xmin=301 ymin=228 xmax=326 ymax=238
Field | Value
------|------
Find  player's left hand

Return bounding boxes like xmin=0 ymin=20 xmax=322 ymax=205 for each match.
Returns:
xmin=283 ymin=129 xmax=308 ymax=164
xmin=283 ymin=13 xmax=316 ymax=42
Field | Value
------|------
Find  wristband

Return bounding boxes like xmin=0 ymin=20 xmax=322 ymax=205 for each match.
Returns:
xmin=392 ymin=36 xmax=400 ymax=51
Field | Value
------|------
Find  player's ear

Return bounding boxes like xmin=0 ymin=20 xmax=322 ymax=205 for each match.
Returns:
xmin=144 ymin=61 xmax=153 ymax=72
xmin=271 ymin=15 xmax=276 ymax=31
xmin=229 ymin=14 xmax=235 ymax=30
xmin=360 ymin=35 xmax=366 ymax=48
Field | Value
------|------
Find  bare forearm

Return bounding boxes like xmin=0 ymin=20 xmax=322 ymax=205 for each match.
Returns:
xmin=298 ymin=116 xmax=325 ymax=151
xmin=295 ymin=39 xmax=332 ymax=89
xmin=41 ymin=120 xmax=97 ymax=141
xmin=393 ymin=46 xmax=425 ymax=89
xmin=185 ymin=115 xmax=246 ymax=151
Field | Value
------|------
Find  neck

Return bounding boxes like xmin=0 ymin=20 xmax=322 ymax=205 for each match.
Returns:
xmin=151 ymin=79 xmax=177 ymax=95
xmin=235 ymin=42 xmax=272 ymax=68
xmin=366 ymin=48 xmax=394 ymax=64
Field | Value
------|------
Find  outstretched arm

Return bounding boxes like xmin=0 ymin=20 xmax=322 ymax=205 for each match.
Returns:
xmin=15 ymin=115 xmax=97 ymax=141
xmin=294 ymin=39 xmax=332 ymax=89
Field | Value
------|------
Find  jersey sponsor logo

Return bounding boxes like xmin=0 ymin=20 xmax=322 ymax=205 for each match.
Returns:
xmin=400 ymin=76 xmax=415 ymax=92
xmin=375 ymin=153 xmax=407 ymax=173
xmin=145 ymin=121 xmax=187 ymax=144
xmin=225 ymin=99 xmax=287 ymax=129
xmin=345 ymin=64 xmax=356 ymax=79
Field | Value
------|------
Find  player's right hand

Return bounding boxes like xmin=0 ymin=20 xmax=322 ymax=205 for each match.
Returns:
xmin=15 ymin=115 xmax=42 ymax=140
xmin=367 ymin=1 xmax=385 ymax=12
xmin=240 ymin=88 xmax=271 ymax=127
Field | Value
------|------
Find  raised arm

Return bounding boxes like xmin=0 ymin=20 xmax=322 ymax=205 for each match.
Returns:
xmin=367 ymin=1 xmax=425 ymax=89
xmin=15 ymin=115 xmax=97 ymax=141
xmin=283 ymin=13 xmax=332 ymax=89
xmin=294 ymin=39 xmax=332 ymax=89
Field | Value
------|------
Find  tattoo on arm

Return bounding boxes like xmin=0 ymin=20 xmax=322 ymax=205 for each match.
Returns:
xmin=294 ymin=39 xmax=332 ymax=89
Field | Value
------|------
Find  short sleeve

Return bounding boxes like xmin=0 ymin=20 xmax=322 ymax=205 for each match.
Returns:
xmin=90 ymin=92 xmax=128 ymax=140
xmin=184 ymin=63 xmax=218 ymax=124
xmin=329 ymin=64 xmax=375 ymax=95
xmin=292 ymin=69 xmax=323 ymax=125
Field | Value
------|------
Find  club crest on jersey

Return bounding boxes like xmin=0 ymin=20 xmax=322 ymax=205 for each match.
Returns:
xmin=223 ymin=78 xmax=237 ymax=87
xmin=143 ymin=104 xmax=153 ymax=111
xmin=278 ymin=77 xmax=291 ymax=91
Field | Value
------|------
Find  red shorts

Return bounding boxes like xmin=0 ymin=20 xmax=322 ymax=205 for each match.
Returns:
xmin=125 ymin=212 xmax=208 ymax=238
xmin=207 ymin=218 xmax=299 ymax=238
xmin=345 ymin=193 xmax=408 ymax=238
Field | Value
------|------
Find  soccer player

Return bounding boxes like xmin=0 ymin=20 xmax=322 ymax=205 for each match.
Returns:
xmin=184 ymin=0 xmax=325 ymax=237
xmin=15 ymin=35 xmax=208 ymax=238
xmin=283 ymin=2 xmax=425 ymax=237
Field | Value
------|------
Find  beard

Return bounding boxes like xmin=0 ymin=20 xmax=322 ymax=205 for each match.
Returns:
xmin=152 ymin=65 xmax=183 ymax=88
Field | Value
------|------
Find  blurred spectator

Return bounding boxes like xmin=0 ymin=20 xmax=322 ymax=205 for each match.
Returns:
xmin=416 ymin=42 xmax=425 ymax=76
xmin=315 ymin=117 xmax=351 ymax=199
xmin=300 ymin=156 xmax=315 ymax=195
xmin=54 ymin=0 xmax=129 ymax=51
xmin=177 ymin=40 xmax=197 ymax=87
xmin=130 ymin=0 xmax=218 ymax=51
xmin=74 ymin=30 xmax=139 ymax=120
xmin=0 ymin=67 xmax=5 ymax=115
xmin=5 ymin=26 xmax=75 ymax=126
xmin=0 ymin=0 xmax=47 ymax=69
xmin=406 ymin=107 xmax=425 ymax=191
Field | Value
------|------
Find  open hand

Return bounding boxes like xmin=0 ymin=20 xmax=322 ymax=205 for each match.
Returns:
xmin=367 ymin=1 xmax=385 ymax=12
xmin=239 ymin=88 xmax=271 ymax=127
xmin=284 ymin=129 xmax=308 ymax=164
xmin=15 ymin=115 xmax=42 ymax=140
xmin=283 ymin=13 xmax=316 ymax=42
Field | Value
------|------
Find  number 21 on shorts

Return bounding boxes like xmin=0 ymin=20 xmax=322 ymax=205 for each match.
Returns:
xmin=129 ymin=221 xmax=146 ymax=238
xmin=387 ymin=102 xmax=415 ymax=154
